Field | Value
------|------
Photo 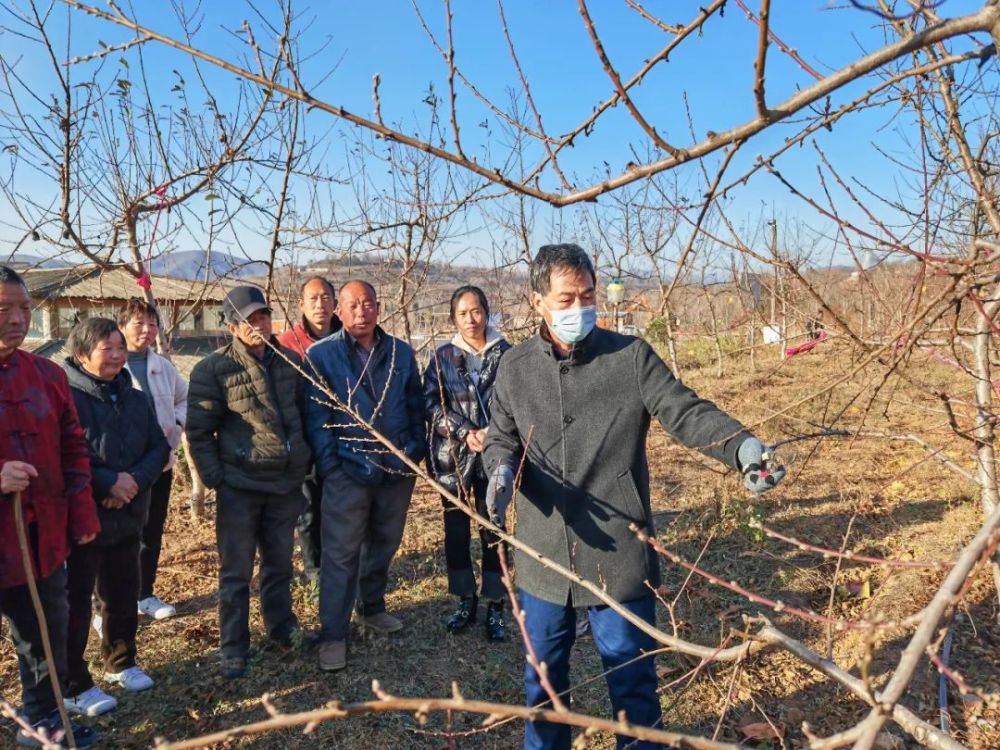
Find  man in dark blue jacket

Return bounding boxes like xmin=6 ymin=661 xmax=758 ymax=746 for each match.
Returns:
xmin=304 ymin=280 xmax=426 ymax=672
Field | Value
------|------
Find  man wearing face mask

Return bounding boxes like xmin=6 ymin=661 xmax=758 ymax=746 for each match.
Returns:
xmin=483 ymin=244 xmax=784 ymax=750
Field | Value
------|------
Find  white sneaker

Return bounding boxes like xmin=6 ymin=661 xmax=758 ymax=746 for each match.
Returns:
xmin=64 ymin=686 xmax=118 ymax=717
xmin=138 ymin=595 xmax=176 ymax=620
xmin=105 ymin=666 xmax=154 ymax=692
xmin=92 ymin=614 xmax=103 ymax=638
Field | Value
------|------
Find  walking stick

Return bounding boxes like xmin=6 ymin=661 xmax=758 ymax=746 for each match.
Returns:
xmin=12 ymin=491 xmax=76 ymax=749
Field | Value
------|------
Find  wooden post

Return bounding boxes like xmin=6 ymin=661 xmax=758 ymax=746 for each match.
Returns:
xmin=12 ymin=492 xmax=76 ymax=749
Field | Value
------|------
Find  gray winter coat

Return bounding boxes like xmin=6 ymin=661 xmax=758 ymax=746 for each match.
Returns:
xmin=483 ymin=326 xmax=751 ymax=607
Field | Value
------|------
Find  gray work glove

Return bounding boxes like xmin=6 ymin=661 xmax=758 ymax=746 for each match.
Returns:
xmin=737 ymin=437 xmax=785 ymax=494
xmin=485 ymin=465 xmax=515 ymax=528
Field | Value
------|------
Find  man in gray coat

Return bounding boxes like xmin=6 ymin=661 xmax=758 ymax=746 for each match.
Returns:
xmin=483 ymin=244 xmax=783 ymax=750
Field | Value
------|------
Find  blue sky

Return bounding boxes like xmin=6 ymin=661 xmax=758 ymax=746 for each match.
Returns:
xmin=0 ymin=0 xmax=995 ymax=270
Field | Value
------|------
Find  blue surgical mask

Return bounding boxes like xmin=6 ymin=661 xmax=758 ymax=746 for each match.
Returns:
xmin=545 ymin=304 xmax=597 ymax=345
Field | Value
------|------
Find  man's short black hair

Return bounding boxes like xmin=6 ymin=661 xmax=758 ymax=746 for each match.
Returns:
xmin=530 ymin=244 xmax=596 ymax=296
xmin=300 ymin=276 xmax=336 ymax=299
xmin=0 ymin=265 xmax=27 ymax=291
xmin=67 ymin=317 xmax=122 ymax=359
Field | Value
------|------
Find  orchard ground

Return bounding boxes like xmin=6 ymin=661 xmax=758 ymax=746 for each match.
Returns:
xmin=2 ymin=342 xmax=998 ymax=749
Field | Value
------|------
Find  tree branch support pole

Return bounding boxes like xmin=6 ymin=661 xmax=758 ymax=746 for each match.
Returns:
xmin=12 ymin=492 xmax=75 ymax=749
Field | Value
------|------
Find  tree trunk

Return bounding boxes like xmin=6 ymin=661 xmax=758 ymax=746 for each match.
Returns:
xmin=664 ymin=301 xmax=679 ymax=378
xmin=972 ymin=281 xmax=1000 ymax=609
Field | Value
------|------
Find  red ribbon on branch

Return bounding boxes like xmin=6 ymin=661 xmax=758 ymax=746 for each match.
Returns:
xmin=136 ymin=185 xmax=169 ymax=291
xmin=784 ymin=329 xmax=828 ymax=358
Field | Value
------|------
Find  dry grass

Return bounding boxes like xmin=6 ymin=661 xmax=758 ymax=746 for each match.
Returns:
xmin=2 ymin=343 xmax=999 ymax=748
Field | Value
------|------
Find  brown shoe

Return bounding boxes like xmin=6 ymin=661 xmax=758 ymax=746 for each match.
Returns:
xmin=357 ymin=611 xmax=403 ymax=634
xmin=318 ymin=640 xmax=346 ymax=671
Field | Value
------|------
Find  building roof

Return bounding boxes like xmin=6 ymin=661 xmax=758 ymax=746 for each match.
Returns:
xmin=21 ymin=266 xmax=239 ymax=304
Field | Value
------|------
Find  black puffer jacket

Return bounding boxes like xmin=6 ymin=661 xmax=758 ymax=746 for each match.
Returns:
xmin=186 ymin=337 xmax=311 ymax=494
xmin=423 ymin=333 xmax=510 ymax=493
xmin=63 ymin=359 xmax=170 ymax=545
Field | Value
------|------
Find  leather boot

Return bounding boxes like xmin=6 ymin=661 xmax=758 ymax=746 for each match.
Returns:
xmin=446 ymin=595 xmax=478 ymax=633
xmin=485 ymin=600 xmax=506 ymax=642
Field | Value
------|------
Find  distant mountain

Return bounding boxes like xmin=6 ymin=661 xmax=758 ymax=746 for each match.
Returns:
xmin=151 ymin=250 xmax=268 ymax=280
xmin=5 ymin=253 xmax=71 ymax=269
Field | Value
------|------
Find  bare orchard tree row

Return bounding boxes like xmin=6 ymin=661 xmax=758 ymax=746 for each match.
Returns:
xmin=0 ymin=0 xmax=997 ymax=748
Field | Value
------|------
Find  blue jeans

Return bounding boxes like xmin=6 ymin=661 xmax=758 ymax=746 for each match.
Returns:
xmin=519 ymin=590 xmax=662 ymax=750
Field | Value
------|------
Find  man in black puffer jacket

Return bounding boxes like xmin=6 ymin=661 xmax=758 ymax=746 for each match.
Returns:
xmin=63 ymin=317 xmax=169 ymax=714
xmin=186 ymin=286 xmax=311 ymax=679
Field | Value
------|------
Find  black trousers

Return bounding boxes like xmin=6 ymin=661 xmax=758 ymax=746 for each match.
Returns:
xmin=139 ymin=469 xmax=173 ymax=600
xmin=0 ymin=536 xmax=68 ymax=723
xmin=295 ymin=474 xmax=322 ymax=581
xmin=65 ymin=535 xmax=141 ymax=695
xmin=216 ymin=483 xmax=301 ymax=658
xmin=442 ymin=473 xmax=504 ymax=601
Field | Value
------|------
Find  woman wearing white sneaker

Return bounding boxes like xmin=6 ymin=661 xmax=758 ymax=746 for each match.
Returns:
xmin=118 ymin=298 xmax=188 ymax=621
xmin=62 ymin=318 xmax=170 ymax=716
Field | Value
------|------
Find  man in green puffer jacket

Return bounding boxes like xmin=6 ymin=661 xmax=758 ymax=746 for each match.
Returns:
xmin=186 ymin=286 xmax=311 ymax=678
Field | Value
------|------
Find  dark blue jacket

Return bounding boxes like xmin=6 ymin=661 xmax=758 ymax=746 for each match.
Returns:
xmin=304 ymin=327 xmax=426 ymax=485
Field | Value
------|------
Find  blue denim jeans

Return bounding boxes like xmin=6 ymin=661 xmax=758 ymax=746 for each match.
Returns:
xmin=519 ymin=590 xmax=662 ymax=750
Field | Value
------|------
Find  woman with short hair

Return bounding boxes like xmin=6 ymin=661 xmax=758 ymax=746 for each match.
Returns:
xmin=117 ymin=298 xmax=188 ymax=620
xmin=423 ymin=286 xmax=511 ymax=640
xmin=61 ymin=318 xmax=169 ymax=717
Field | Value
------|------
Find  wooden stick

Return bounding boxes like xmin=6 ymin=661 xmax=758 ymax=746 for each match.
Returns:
xmin=153 ymin=688 xmax=740 ymax=750
xmin=12 ymin=491 xmax=76 ymax=749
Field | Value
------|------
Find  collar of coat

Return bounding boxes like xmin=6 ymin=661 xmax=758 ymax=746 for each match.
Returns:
xmin=63 ymin=356 xmax=133 ymax=400
xmin=450 ymin=326 xmax=505 ymax=356
xmin=297 ymin=313 xmax=343 ymax=344
xmin=129 ymin=347 xmax=165 ymax=376
xmin=229 ymin=335 xmax=282 ymax=368
xmin=537 ymin=322 xmax=601 ymax=363
xmin=343 ymin=325 xmax=386 ymax=354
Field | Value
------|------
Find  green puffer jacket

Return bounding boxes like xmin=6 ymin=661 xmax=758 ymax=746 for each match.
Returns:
xmin=186 ymin=337 xmax=311 ymax=494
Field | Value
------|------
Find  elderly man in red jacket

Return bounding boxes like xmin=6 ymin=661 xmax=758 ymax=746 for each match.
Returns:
xmin=276 ymin=276 xmax=341 ymax=584
xmin=0 ymin=265 xmax=100 ymax=749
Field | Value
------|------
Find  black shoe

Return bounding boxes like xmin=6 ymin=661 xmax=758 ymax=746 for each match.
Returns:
xmin=17 ymin=709 xmax=98 ymax=748
xmin=485 ymin=600 xmax=506 ymax=642
xmin=222 ymin=656 xmax=247 ymax=679
xmin=446 ymin=595 xmax=478 ymax=632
